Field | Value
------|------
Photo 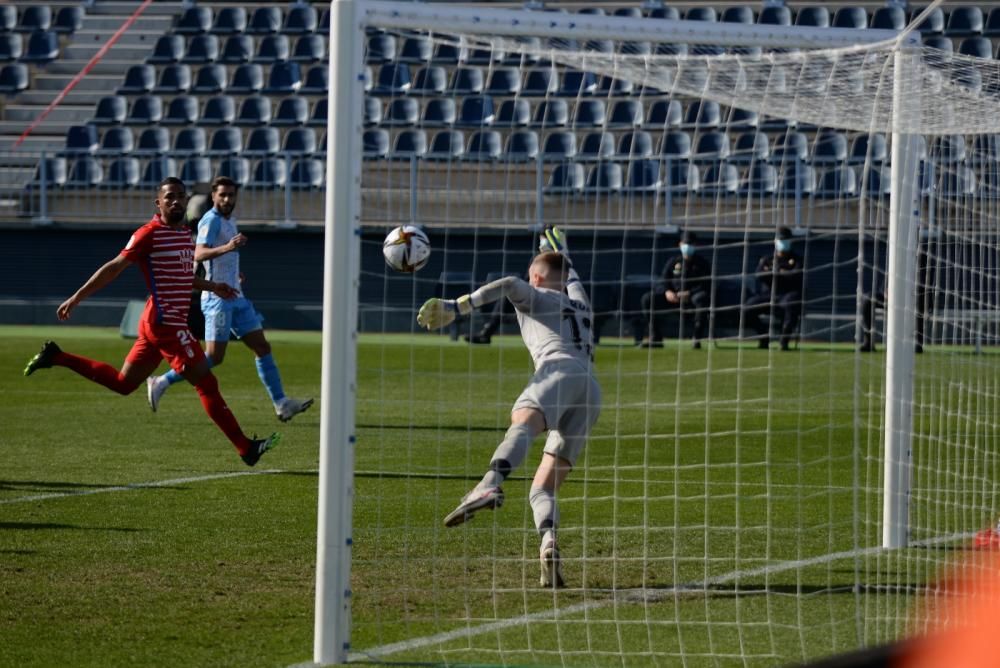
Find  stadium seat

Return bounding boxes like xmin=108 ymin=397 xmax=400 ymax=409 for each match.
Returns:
xmin=21 ymin=30 xmax=59 ymax=63
xmin=300 ymin=65 xmax=328 ymax=95
xmin=65 ymin=157 xmax=103 ymax=188
xmin=811 ymin=131 xmax=848 ymax=165
xmin=63 ymin=124 xmax=99 ymax=156
xmin=216 ymin=157 xmax=250 ymax=186
xmin=739 ymin=162 xmax=778 ymax=197
xmin=103 ymin=157 xmax=140 ymax=189
xmin=946 ymin=7 xmax=983 ymax=37
xmin=92 ymin=95 xmax=127 ymax=125
xmin=292 ymin=35 xmax=325 ymax=63
xmin=210 ymin=7 xmax=247 ymax=35
xmin=814 ymin=166 xmax=858 ymax=198
xmin=308 ymin=98 xmax=329 ymax=127
xmin=449 ymin=67 xmax=484 ymax=95
xmin=207 ymin=126 xmax=243 ymax=156
xmin=398 ymin=35 xmax=432 ymax=64
xmin=249 ymin=157 xmax=287 ymax=188
xmin=363 ymin=128 xmax=390 ymax=159
xmin=541 ymin=131 xmax=577 ymax=161
xmin=493 ymin=98 xmax=530 ymax=128
xmin=969 ymin=134 xmax=1000 ymax=166
xmin=466 ymin=45 xmax=504 ymax=66
xmin=692 ymin=131 xmax=730 ymax=163
xmin=795 ymin=7 xmax=830 ymax=28
xmin=573 ymin=99 xmax=606 ymax=128
xmin=254 ymin=35 xmax=289 ymax=63
xmin=151 ymin=65 xmax=191 ymax=95
xmin=585 ymin=162 xmax=623 ymax=194
xmin=409 ymin=65 xmax=446 ymax=96
xmin=779 ymin=163 xmax=817 ymax=198
xmin=17 ymin=6 xmax=51 ymax=33
xmin=235 ymin=95 xmax=272 ymax=126
xmin=319 ymin=7 xmax=330 ymax=33
xmin=985 ymin=8 xmax=1000 ymax=37
xmin=430 ymin=40 xmax=466 ymax=65
xmin=721 ymin=6 xmax=754 ymax=24
xmin=372 ymin=62 xmax=410 ymax=95
xmin=244 ymin=126 xmax=280 ymax=157
xmin=625 ymin=159 xmax=663 ymax=192
xmin=118 ymin=64 xmax=155 ymax=94
xmin=832 ymin=7 xmax=868 ymax=30
xmin=282 ymin=127 xmax=317 ymax=156
xmin=179 ymin=156 xmax=212 ymax=186
xmin=691 ymin=44 xmax=725 ymax=57
xmin=646 ymin=100 xmax=683 ymax=128
xmin=613 ymin=7 xmax=642 ymax=18
xmin=124 ymin=95 xmax=162 ymax=125
xmin=658 ymin=131 xmax=691 ymax=160
xmin=272 ymin=96 xmax=308 ymax=126
xmin=289 ymin=158 xmax=324 ymax=189
xmin=133 ymin=126 xmax=170 ymax=156
xmin=226 ymin=63 xmax=263 ymax=94
xmin=425 ymin=129 xmax=465 ymax=161
xmin=958 ymin=37 xmax=991 ymax=59
xmin=532 ymin=99 xmax=569 ymax=128
xmin=283 ymin=5 xmax=317 ymax=35
xmin=268 ymin=62 xmax=303 ymax=94
xmin=685 ymin=7 xmax=716 ymax=22
xmin=421 ymin=98 xmax=455 ymax=127
xmin=932 ymin=135 xmax=968 ymax=163
xmin=871 ymin=7 xmax=906 ymax=31
xmin=576 ymin=131 xmax=614 ymax=162
xmin=617 ymin=131 xmax=654 ymax=160
xmin=730 ymin=132 xmax=769 ymax=164
xmin=175 ymin=6 xmax=211 ymax=35
xmin=197 ymin=95 xmax=236 ymax=125
xmin=914 ymin=7 xmax=945 ymax=34
xmin=726 ymin=108 xmax=759 ymax=130
xmin=391 ymin=129 xmax=427 ymax=160
xmin=465 ymin=130 xmax=502 ymax=161
xmin=0 ymin=62 xmax=27 ymax=93
xmin=647 ymin=7 xmax=681 ymax=21
xmin=699 ymin=162 xmax=739 ymax=196
xmin=848 ymin=133 xmax=888 ymax=165
xmin=597 ymin=75 xmax=633 ymax=97
xmin=559 ymin=70 xmax=597 ymax=96
xmin=520 ymin=68 xmax=556 ymax=97
xmin=169 ymin=126 xmax=206 ymax=156
xmin=161 ymin=95 xmax=198 ymax=125
xmin=770 ymin=131 xmax=809 ymax=163
xmin=147 ymin=34 xmax=184 ymax=64
xmin=52 ymin=6 xmax=83 ymax=34
xmin=181 ymin=34 xmax=219 ymax=64
xmin=486 ymin=67 xmax=521 ymax=96
xmin=363 ymin=96 xmax=381 ymax=126
xmin=246 ymin=7 xmax=281 ymax=35
xmin=96 ymin=127 xmax=134 ymax=156
xmin=456 ymin=95 xmax=495 ymax=128
xmin=578 ymin=7 xmax=606 ymax=16
xmin=952 ymin=64 xmax=982 ymax=93
xmin=0 ymin=33 xmax=22 ymax=61
xmin=219 ymin=34 xmax=253 ymax=64
xmin=383 ymin=97 xmax=419 ymax=127
xmin=544 ymin=163 xmax=585 ymax=194
xmin=192 ymin=64 xmax=226 ymax=93
xmin=0 ymin=6 xmax=15 ymax=32
xmin=604 ymin=100 xmax=641 ymax=128
xmin=758 ymin=6 xmax=792 ymax=26
xmin=366 ymin=34 xmax=396 ymax=64
xmin=31 ymin=156 xmax=67 ymax=188
xmin=684 ymin=100 xmax=721 ymax=128
xmin=654 ymin=42 xmax=687 ymax=57
xmin=584 ymin=39 xmax=614 ymax=54
xmin=502 ymin=130 xmax=539 ymax=162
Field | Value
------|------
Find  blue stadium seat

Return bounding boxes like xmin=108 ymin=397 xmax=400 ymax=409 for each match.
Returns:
xmin=219 ymin=34 xmax=253 ymax=64
xmin=235 ymin=95 xmax=271 ymax=126
xmin=169 ymin=126 xmax=206 ymax=156
xmin=758 ymin=6 xmax=792 ymax=26
xmin=372 ymin=62 xmax=410 ymax=95
xmin=779 ymin=163 xmax=817 ymax=198
xmin=923 ymin=35 xmax=953 ymax=59
xmin=175 ymin=6 xmax=211 ymax=35
xmin=579 ymin=131 xmax=615 ymax=161
xmin=532 ymin=99 xmax=569 ymax=128
xmin=584 ymin=39 xmax=614 ymax=54
xmin=151 ymin=65 xmax=191 ymax=95
xmin=97 ymin=127 xmax=134 ymax=156
xmin=692 ymin=131 xmax=730 ymax=163
xmin=740 ymin=162 xmax=779 ymax=197
xmin=65 ymin=157 xmax=103 ymax=188
xmin=658 ymin=131 xmax=691 ymax=160
xmin=618 ymin=40 xmax=651 ymax=56
xmin=685 ymin=6 xmax=716 ymax=21
xmin=0 ymin=33 xmax=22 ymax=61
xmin=795 ymin=7 xmax=829 ymax=28
xmin=936 ymin=166 xmax=978 ymax=198
xmin=254 ymin=35 xmax=289 ymax=63
xmin=597 ymin=75 xmax=633 ymax=97
xmin=449 ymin=66 xmax=484 ymax=95
xmin=614 ymin=7 xmax=642 ymax=18
xmin=559 ymin=70 xmax=597 ymax=96
xmin=730 ymin=132 xmax=769 ymax=164
xmin=617 ymin=131 xmax=654 ymax=160
xmin=0 ymin=62 xmax=27 ymax=93
xmin=118 ymin=64 xmax=155 ymax=94
xmin=246 ymin=7 xmax=281 ymax=35
xmin=952 ymin=64 xmax=982 ymax=93
xmin=871 ymin=7 xmax=905 ymax=31
xmin=544 ymin=163 xmax=585 ymax=194
xmin=226 ymin=63 xmax=263 ymax=94
xmin=848 ymin=133 xmax=888 ymax=165
xmin=578 ymin=7 xmax=605 ymax=16
xmin=363 ymin=128 xmax=389 ymax=159
xmin=292 ymin=34 xmax=324 ymax=63
xmin=265 ymin=61 xmax=302 ymax=94
xmin=932 ymin=135 xmax=967 ymax=163
xmin=969 ymin=134 xmax=1000 ymax=166
xmin=431 ymin=40 xmax=466 ymax=65
xmin=272 ymin=96 xmax=307 ymax=126
xmin=726 ymin=108 xmax=759 ymax=130
xmin=244 ymin=126 xmax=280 ymax=157
xmin=466 ymin=45 xmax=504 ymax=66
xmin=125 ymin=95 xmax=163 ymax=125
xmin=181 ymin=34 xmax=219 ymax=64
xmin=811 ymin=130 xmax=848 ymax=165
xmin=319 ymin=8 xmax=330 ymax=33
xmin=363 ymin=96 xmax=381 ymax=126
xmin=421 ymin=98 xmax=455 ymax=127
xmin=625 ymin=159 xmax=663 ymax=192
xmin=522 ymin=68 xmax=558 ymax=96
xmin=300 ymin=65 xmax=328 ymax=94
xmin=721 ymin=6 xmax=754 ymax=24
xmin=398 ymin=35 xmax=431 ymax=64
xmin=51 ymin=6 xmax=80 ymax=34
xmin=958 ymin=37 xmax=991 ymax=59
xmin=541 ymin=131 xmax=577 ymax=161
xmin=683 ymin=100 xmax=721 ymax=128
xmin=0 ymin=6 xmax=15 ymax=32
xmin=654 ymin=43 xmax=687 ymax=57
xmin=140 ymin=158 xmax=175 ymax=189
xmin=249 ymin=157 xmax=287 ymax=188
xmin=366 ymin=34 xmax=396 ymax=64
xmin=946 ymin=7 xmax=983 ymax=37
xmin=383 ymin=97 xmax=419 ymax=127
xmin=22 ymin=30 xmax=59 ymax=63
xmin=63 ymin=124 xmax=99 ymax=156
xmin=770 ymin=131 xmax=809 ymax=163
xmin=17 ymin=6 xmax=51 ymax=33
xmin=192 ymin=64 xmax=226 ymax=93
xmin=308 ymin=98 xmax=328 ymax=127
xmin=699 ymin=162 xmax=739 ymax=196
xmin=410 ymin=65 xmax=446 ymax=95
xmin=493 ymin=99 xmax=530 ymax=128
xmin=289 ymin=158 xmax=324 ymax=189
xmin=180 ymin=156 xmax=212 ymax=185
xmin=282 ymin=127 xmax=317 ymax=156
xmin=647 ymin=7 xmax=680 ymax=20
xmin=465 ymin=130 xmax=502 ymax=161
xmin=210 ymin=7 xmax=247 ymax=35
xmin=914 ymin=7 xmax=945 ymax=35
xmin=103 ymin=157 xmax=140 ymax=189
xmin=216 ymin=157 xmax=250 ymax=186
xmin=573 ymin=99 xmax=606 ymax=128
xmin=814 ymin=166 xmax=858 ymax=198
xmin=133 ymin=126 xmax=170 ymax=156
xmin=92 ymin=95 xmax=127 ymax=125
xmin=283 ymin=6 xmax=317 ymax=35
xmin=391 ymin=129 xmax=427 ymax=160
xmin=426 ymin=130 xmax=465 ymax=161
xmin=456 ymin=95 xmax=495 ymax=128
xmin=607 ymin=100 xmax=643 ymax=128
xmin=645 ymin=100 xmax=683 ymax=130
xmin=31 ymin=156 xmax=67 ymax=188
xmin=207 ymin=126 xmax=243 ymax=156
xmin=502 ymin=130 xmax=539 ymax=162
xmin=161 ymin=95 xmax=198 ymax=125
xmin=585 ymin=162 xmax=623 ymax=194
xmin=665 ymin=163 xmax=700 ymax=196
xmin=985 ymin=8 xmax=1000 ymax=37
xmin=486 ymin=67 xmax=521 ymax=96
xmin=198 ymin=95 xmax=236 ymax=125
xmin=833 ymin=7 xmax=868 ymax=29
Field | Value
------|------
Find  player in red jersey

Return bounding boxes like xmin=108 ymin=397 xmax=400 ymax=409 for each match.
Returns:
xmin=23 ymin=177 xmax=279 ymax=466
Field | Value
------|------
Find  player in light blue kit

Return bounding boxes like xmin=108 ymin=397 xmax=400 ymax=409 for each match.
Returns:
xmin=417 ymin=227 xmax=601 ymax=588
xmin=146 ymin=176 xmax=313 ymax=423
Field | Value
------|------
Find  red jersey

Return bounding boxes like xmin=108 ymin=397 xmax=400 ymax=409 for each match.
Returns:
xmin=120 ymin=214 xmax=195 ymax=327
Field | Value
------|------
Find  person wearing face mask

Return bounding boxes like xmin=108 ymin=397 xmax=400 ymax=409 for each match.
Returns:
xmin=637 ymin=230 xmax=712 ymax=349
xmin=743 ymin=226 xmax=804 ymax=351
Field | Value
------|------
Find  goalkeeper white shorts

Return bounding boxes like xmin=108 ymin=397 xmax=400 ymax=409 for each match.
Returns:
xmin=512 ymin=359 xmax=601 ymax=467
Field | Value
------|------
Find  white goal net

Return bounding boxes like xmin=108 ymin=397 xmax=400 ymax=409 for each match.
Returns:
xmin=314 ymin=2 xmax=1000 ymax=665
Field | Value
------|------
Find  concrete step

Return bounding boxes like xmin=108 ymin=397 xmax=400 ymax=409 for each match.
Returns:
xmin=62 ymin=44 xmax=151 ymax=60
xmin=16 ymin=91 xmax=107 ymax=106
xmin=34 ymin=74 xmax=123 ymax=92
xmin=89 ymin=1 xmax=183 ymax=17
xmin=44 ymin=60 xmax=147 ymax=76
xmin=71 ymin=29 xmax=168 ymax=48
xmin=0 ymin=135 xmax=66 ymax=152
xmin=78 ymin=15 xmax=175 ymax=33
xmin=3 ymin=105 xmax=91 ymax=123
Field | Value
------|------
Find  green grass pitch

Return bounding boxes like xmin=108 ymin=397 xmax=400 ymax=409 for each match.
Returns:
xmin=0 ymin=325 xmax=991 ymax=667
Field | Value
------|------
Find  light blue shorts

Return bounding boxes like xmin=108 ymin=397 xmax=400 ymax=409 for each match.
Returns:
xmin=201 ymin=296 xmax=264 ymax=342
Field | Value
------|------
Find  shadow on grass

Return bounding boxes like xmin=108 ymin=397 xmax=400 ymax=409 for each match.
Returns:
xmin=0 ymin=521 xmax=142 ymax=532
xmin=0 ymin=480 xmax=121 ymax=492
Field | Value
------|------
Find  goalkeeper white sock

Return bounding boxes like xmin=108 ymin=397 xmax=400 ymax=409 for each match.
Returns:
xmin=530 ymin=486 xmax=558 ymax=545
xmin=479 ymin=422 xmax=535 ymax=489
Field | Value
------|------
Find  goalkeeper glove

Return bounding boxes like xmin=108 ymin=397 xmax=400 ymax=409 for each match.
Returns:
xmin=538 ymin=226 xmax=568 ymax=255
xmin=416 ymin=295 xmax=473 ymax=330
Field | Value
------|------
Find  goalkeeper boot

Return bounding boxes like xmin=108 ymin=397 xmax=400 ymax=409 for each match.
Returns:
xmin=146 ymin=375 xmax=168 ymax=412
xmin=276 ymin=397 xmax=314 ymax=422
xmin=539 ymin=539 xmax=565 ymax=588
xmin=240 ymin=432 xmax=281 ymax=467
xmin=443 ymin=485 xmax=504 ymax=527
xmin=23 ymin=340 xmax=61 ymax=376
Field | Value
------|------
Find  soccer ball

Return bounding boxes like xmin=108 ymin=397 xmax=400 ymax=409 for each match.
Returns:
xmin=382 ymin=225 xmax=431 ymax=273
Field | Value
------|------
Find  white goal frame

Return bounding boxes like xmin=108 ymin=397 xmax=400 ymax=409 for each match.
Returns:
xmin=315 ymin=1 xmax=920 ymax=664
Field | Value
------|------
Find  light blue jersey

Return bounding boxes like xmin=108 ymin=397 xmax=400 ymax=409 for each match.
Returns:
xmin=196 ymin=207 xmax=241 ymax=293
xmin=196 ymin=207 xmax=263 ymax=340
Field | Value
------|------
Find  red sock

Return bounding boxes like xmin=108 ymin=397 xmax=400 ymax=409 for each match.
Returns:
xmin=193 ymin=372 xmax=251 ymax=454
xmin=53 ymin=351 xmax=134 ymax=395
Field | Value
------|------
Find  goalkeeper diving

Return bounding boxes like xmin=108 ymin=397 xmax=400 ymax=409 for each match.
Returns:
xmin=417 ymin=227 xmax=601 ymax=588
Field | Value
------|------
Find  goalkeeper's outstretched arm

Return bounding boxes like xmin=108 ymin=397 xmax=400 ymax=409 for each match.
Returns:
xmin=540 ymin=226 xmax=591 ymax=311
xmin=416 ymin=277 xmax=531 ymax=330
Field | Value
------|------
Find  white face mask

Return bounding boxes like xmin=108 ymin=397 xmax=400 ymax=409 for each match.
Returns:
xmin=775 ymin=239 xmax=791 ymax=253
xmin=680 ymin=243 xmax=694 ymax=258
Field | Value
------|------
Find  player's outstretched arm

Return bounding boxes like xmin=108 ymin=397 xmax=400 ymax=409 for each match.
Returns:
xmin=417 ymin=296 xmax=472 ymax=330
xmin=539 ymin=226 xmax=592 ymax=310
xmin=57 ymin=255 xmax=130 ymax=320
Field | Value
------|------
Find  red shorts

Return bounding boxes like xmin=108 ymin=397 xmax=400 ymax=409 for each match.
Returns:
xmin=126 ymin=319 xmax=206 ymax=375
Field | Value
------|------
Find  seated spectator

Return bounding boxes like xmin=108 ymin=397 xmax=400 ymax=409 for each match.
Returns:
xmin=637 ymin=230 xmax=711 ymax=349
xmin=743 ymin=226 xmax=803 ymax=351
